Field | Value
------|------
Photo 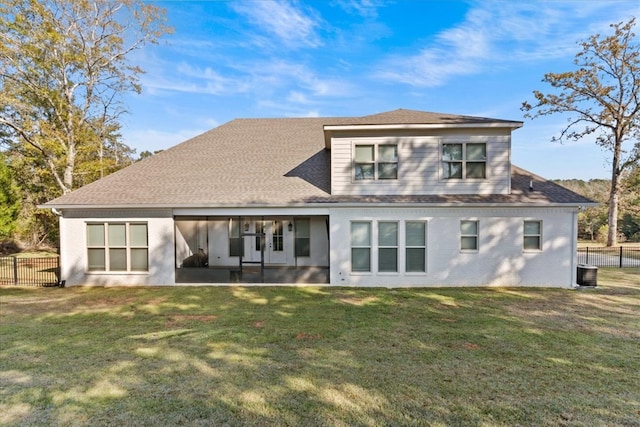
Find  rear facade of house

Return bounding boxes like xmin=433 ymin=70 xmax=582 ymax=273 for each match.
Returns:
xmin=44 ymin=109 xmax=595 ymax=287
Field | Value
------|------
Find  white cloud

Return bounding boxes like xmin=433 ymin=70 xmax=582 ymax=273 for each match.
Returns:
xmin=231 ymin=0 xmax=324 ymax=48
xmin=375 ymin=0 xmax=636 ymax=87
xmin=334 ymin=0 xmax=386 ymax=18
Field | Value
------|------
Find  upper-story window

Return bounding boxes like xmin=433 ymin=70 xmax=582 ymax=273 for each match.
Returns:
xmin=442 ymin=143 xmax=486 ymax=179
xmin=354 ymin=144 xmax=398 ymax=180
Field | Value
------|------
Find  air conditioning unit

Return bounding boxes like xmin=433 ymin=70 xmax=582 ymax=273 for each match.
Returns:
xmin=577 ymin=264 xmax=597 ymax=287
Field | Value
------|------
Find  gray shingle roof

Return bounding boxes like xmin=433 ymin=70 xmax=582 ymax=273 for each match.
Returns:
xmin=43 ymin=110 xmax=594 ymax=208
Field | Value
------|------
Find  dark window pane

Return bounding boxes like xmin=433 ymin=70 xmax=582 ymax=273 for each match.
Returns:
xmin=378 ymin=248 xmax=398 ymax=272
xmin=229 ymin=238 xmax=243 ymax=257
xmin=88 ymin=248 xmax=105 ymax=271
xmin=406 ymin=248 xmax=426 ymax=272
xmin=295 ymin=238 xmax=310 ymax=257
xmin=130 ymin=248 xmax=149 ymax=271
xmin=524 ymin=236 xmax=541 ymax=250
xmin=378 ymin=163 xmax=398 ymax=179
xmin=443 ymin=162 xmax=462 ymax=179
xmin=461 ymin=236 xmax=478 ymax=251
xmin=109 ymin=248 xmax=127 ymax=271
xmin=355 ymin=163 xmax=375 ymax=180
xmin=351 ymin=248 xmax=370 ymax=272
xmin=466 ymin=162 xmax=486 ymax=178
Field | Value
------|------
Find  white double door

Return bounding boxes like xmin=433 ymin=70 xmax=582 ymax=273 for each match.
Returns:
xmin=246 ymin=218 xmax=287 ymax=264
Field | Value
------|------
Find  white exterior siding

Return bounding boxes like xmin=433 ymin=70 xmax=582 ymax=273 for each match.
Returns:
xmin=59 ymin=210 xmax=175 ymax=286
xmin=328 ymin=207 xmax=578 ymax=288
xmin=331 ymin=129 xmax=511 ymax=196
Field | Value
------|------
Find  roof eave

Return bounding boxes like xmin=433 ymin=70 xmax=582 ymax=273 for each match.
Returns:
xmin=323 ymin=122 xmax=523 ymax=131
xmin=39 ymin=200 xmax=599 ymax=211
xmin=323 ymin=122 xmax=523 ymax=148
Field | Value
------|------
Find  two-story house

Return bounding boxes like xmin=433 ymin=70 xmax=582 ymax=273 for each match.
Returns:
xmin=43 ymin=109 xmax=595 ymax=287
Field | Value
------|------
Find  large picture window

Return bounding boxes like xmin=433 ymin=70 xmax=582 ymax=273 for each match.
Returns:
xmin=406 ymin=221 xmax=427 ymax=272
xmin=87 ymin=222 xmax=148 ymax=272
xmin=378 ymin=222 xmax=398 ymax=272
xmin=351 ymin=222 xmax=371 ymax=272
xmin=354 ymin=144 xmax=398 ymax=181
xmin=442 ymin=143 xmax=486 ymax=179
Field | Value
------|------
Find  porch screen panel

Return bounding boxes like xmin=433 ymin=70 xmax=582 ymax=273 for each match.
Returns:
xmin=295 ymin=218 xmax=310 ymax=257
xmin=229 ymin=219 xmax=243 ymax=257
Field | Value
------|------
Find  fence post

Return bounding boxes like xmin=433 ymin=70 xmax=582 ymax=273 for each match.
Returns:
xmin=585 ymin=246 xmax=589 ymax=264
xmin=12 ymin=256 xmax=18 ymax=286
xmin=619 ymin=246 xmax=623 ymax=268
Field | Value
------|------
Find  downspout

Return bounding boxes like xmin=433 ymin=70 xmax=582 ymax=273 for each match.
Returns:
xmin=571 ymin=209 xmax=579 ymax=288
xmin=50 ymin=208 xmax=65 ymax=286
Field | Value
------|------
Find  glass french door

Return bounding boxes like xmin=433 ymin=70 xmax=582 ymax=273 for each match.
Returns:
xmin=250 ymin=219 xmax=286 ymax=264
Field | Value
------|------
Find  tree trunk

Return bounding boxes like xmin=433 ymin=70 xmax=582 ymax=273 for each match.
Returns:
xmin=607 ymin=134 xmax=623 ymax=247
xmin=607 ymin=183 xmax=619 ymax=246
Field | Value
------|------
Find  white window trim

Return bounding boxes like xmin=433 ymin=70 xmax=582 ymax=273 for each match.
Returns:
xmin=523 ymin=220 xmax=543 ymax=252
xmin=378 ymin=221 xmax=399 ymax=274
xmin=352 ymin=142 xmax=399 ymax=182
xmin=86 ymin=222 xmax=149 ymax=273
xmin=460 ymin=220 xmax=480 ymax=252
xmin=350 ymin=221 xmax=372 ymax=274
xmin=405 ymin=220 xmax=428 ymax=274
xmin=441 ymin=142 xmax=488 ymax=181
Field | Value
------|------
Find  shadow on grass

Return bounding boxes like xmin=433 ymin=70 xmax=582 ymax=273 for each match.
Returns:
xmin=1 ymin=275 xmax=639 ymax=426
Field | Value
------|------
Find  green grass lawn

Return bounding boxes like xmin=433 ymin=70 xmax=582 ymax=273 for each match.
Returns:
xmin=1 ymin=270 xmax=639 ymax=426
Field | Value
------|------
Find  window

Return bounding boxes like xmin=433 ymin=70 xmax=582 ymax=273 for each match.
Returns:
xmin=295 ymin=218 xmax=310 ymax=257
xmin=442 ymin=143 xmax=486 ymax=179
xmin=354 ymin=144 xmax=398 ymax=180
xmin=378 ymin=222 xmax=398 ymax=272
xmin=406 ymin=221 xmax=427 ymax=272
xmin=87 ymin=222 xmax=148 ymax=272
xmin=524 ymin=221 xmax=542 ymax=250
xmin=460 ymin=220 xmax=479 ymax=251
xmin=351 ymin=222 xmax=371 ymax=272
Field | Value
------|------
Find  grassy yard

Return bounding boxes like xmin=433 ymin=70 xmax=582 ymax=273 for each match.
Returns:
xmin=1 ymin=270 xmax=639 ymax=426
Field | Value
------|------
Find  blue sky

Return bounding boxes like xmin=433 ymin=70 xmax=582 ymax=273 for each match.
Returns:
xmin=122 ymin=0 xmax=638 ymax=180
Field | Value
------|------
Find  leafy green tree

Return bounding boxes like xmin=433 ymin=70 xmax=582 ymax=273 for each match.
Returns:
xmin=620 ymin=165 xmax=640 ymax=241
xmin=523 ymin=18 xmax=640 ymax=246
xmin=0 ymin=0 xmax=171 ymax=196
xmin=555 ymin=179 xmax=609 ymax=240
xmin=0 ymin=152 xmax=20 ymax=240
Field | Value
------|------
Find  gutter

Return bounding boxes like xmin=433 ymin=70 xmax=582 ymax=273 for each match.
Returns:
xmin=39 ymin=201 xmax=600 ymax=211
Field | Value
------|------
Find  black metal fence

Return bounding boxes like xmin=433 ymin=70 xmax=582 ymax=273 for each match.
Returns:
xmin=577 ymin=246 xmax=640 ymax=268
xmin=0 ymin=256 xmax=61 ymax=287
